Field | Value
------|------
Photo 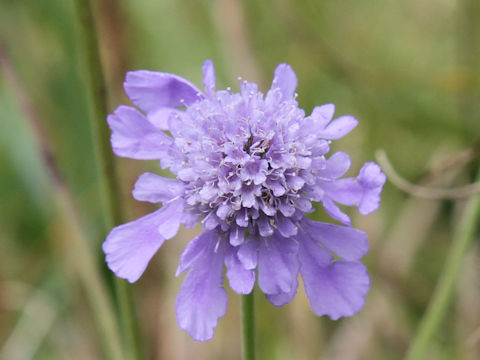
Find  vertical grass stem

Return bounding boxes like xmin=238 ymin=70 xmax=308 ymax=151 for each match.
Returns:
xmin=242 ymin=291 xmax=256 ymax=360
xmin=73 ymin=0 xmax=143 ymax=359
xmin=404 ymin=172 xmax=480 ymax=360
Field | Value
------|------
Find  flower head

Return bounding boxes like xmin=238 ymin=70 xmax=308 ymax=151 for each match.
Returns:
xmin=103 ymin=60 xmax=386 ymax=341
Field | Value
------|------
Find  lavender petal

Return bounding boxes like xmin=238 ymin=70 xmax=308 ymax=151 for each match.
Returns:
xmin=257 ymin=235 xmax=299 ymax=295
xmin=202 ymin=60 xmax=216 ymax=96
xmin=301 ymin=218 xmax=368 ymax=260
xmin=357 ymin=162 xmax=386 ymax=215
xmin=298 ymin=230 xmax=370 ymax=320
xmin=107 ymin=105 xmax=172 ymax=159
xmin=271 ymin=63 xmax=298 ymax=100
xmin=175 ymin=235 xmax=227 ymax=342
xmin=225 ymin=246 xmax=255 ymax=294
xmin=124 ymin=70 xmax=203 ymax=112
xmin=103 ymin=209 xmax=167 ymax=283
xmin=318 ymin=115 xmax=358 ymax=140
xmin=132 ymin=172 xmax=184 ymax=203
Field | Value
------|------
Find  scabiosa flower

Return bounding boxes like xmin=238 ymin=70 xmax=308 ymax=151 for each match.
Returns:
xmin=103 ymin=60 xmax=386 ymax=341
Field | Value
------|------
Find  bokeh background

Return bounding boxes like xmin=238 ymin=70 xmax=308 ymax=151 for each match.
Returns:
xmin=1 ymin=0 xmax=480 ymax=359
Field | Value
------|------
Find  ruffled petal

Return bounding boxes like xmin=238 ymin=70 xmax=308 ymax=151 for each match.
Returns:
xmin=301 ymin=218 xmax=368 ymax=260
xmin=257 ymin=235 xmax=299 ymax=295
xmin=107 ymin=105 xmax=172 ymax=159
xmin=156 ymin=199 xmax=184 ymax=240
xmin=322 ymin=197 xmax=351 ymax=226
xmin=310 ymin=104 xmax=335 ymax=129
xmin=202 ymin=60 xmax=216 ymax=97
xmin=356 ymin=162 xmax=386 ymax=215
xmin=322 ymin=178 xmax=361 ymax=207
xmin=175 ymin=233 xmax=227 ymax=342
xmin=276 ymin=215 xmax=298 ymax=238
xmin=102 ymin=209 xmax=166 ymax=283
xmin=298 ymin=230 xmax=370 ymax=320
xmin=271 ymin=63 xmax=297 ymax=100
xmin=225 ymin=246 xmax=255 ymax=294
xmin=124 ymin=70 xmax=203 ymax=112
xmin=318 ymin=152 xmax=351 ymax=179
xmin=176 ymin=230 xmax=217 ymax=276
xmin=132 ymin=172 xmax=184 ymax=203
xmin=147 ymin=107 xmax=186 ymax=130
xmin=266 ymin=279 xmax=298 ymax=306
xmin=318 ymin=115 xmax=358 ymax=140
xmin=321 ymin=162 xmax=386 ymax=217
xmin=237 ymin=236 xmax=259 ymax=270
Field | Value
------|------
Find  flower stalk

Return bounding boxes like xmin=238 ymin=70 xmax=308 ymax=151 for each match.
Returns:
xmin=72 ymin=0 xmax=142 ymax=359
xmin=242 ymin=291 xmax=256 ymax=360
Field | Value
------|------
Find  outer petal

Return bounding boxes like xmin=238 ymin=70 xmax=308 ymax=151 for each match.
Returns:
xmin=301 ymin=218 xmax=368 ymax=260
xmin=322 ymin=197 xmax=351 ymax=226
xmin=311 ymin=104 xmax=335 ymax=129
xmin=318 ymin=152 xmax=351 ymax=179
xmin=257 ymin=235 xmax=299 ymax=295
xmin=237 ymin=236 xmax=259 ymax=270
xmin=176 ymin=230 xmax=217 ymax=276
xmin=276 ymin=215 xmax=298 ymax=238
xmin=225 ymin=246 xmax=255 ymax=294
xmin=318 ymin=115 xmax=358 ymax=140
xmin=107 ymin=105 xmax=172 ymax=159
xmin=266 ymin=278 xmax=298 ymax=306
xmin=147 ymin=107 xmax=186 ymax=130
xmin=175 ymin=234 xmax=227 ymax=342
xmin=322 ymin=178 xmax=361 ymax=207
xmin=321 ymin=162 xmax=386 ymax=216
xmin=298 ymin=231 xmax=370 ymax=320
xmin=271 ymin=63 xmax=297 ymax=100
xmin=202 ymin=60 xmax=216 ymax=97
xmin=132 ymin=172 xmax=184 ymax=203
xmin=156 ymin=199 xmax=184 ymax=240
xmin=124 ymin=70 xmax=203 ymax=112
xmin=103 ymin=209 xmax=166 ymax=283
xmin=357 ymin=162 xmax=386 ymax=215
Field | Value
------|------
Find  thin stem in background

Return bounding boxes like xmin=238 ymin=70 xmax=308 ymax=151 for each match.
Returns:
xmin=376 ymin=150 xmax=480 ymax=199
xmin=72 ymin=0 xmax=121 ymax=229
xmin=72 ymin=0 xmax=143 ymax=359
xmin=404 ymin=169 xmax=480 ymax=360
xmin=242 ymin=291 xmax=256 ymax=360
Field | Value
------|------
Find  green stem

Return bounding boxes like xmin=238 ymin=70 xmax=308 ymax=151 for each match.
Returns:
xmin=241 ymin=291 xmax=256 ymax=360
xmin=404 ymin=170 xmax=480 ymax=360
xmin=73 ymin=1 xmax=143 ymax=359
xmin=72 ymin=0 xmax=122 ymax=229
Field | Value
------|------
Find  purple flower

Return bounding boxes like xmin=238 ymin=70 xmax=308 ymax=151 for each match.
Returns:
xmin=103 ymin=60 xmax=386 ymax=341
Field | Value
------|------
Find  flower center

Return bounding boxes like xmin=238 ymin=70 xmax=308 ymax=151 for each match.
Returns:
xmin=174 ymin=89 xmax=313 ymax=237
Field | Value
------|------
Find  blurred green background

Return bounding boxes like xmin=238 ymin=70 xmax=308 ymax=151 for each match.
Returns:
xmin=1 ymin=0 xmax=480 ymax=359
